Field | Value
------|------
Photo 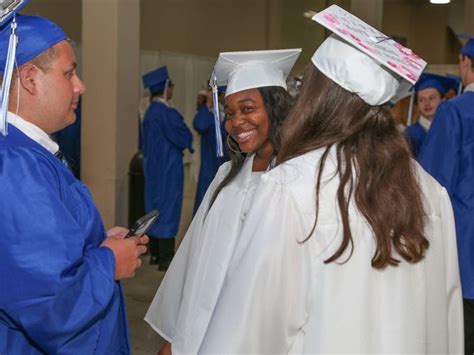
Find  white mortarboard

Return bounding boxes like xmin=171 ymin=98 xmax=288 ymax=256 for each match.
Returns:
xmin=208 ymin=48 xmax=301 ymax=157
xmin=212 ymin=49 xmax=302 ymax=97
xmin=311 ymin=5 xmax=426 ymax=106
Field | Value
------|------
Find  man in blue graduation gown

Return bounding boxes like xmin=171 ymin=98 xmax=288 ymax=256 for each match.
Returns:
xmin=192 ymin=87 xmax=227 ymax=214
xmin=419 ymin=38 xmax=474 ymax=354
xmin=0 ymin=14 xmax=148 ymax=354
xmin=405 ymin=73 xmax=451 ymax=158
xmin=142 ymin=66 xmax=193 ymax=271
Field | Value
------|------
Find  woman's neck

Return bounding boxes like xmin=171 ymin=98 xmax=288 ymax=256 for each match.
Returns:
xmin=252 ymin=141 xmax=274 ymax=171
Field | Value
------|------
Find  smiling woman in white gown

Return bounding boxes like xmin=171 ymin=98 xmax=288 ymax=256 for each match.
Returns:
xmin=197 ymin=6 xmax=464 ymax=354
xmin=144 ymin=48 xmax=301 ymax=354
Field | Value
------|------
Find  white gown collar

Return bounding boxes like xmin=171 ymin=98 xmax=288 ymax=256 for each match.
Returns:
xmin=464 ymin=83 xmax=474 ymax=93
xmin=7 ymin=111 xmax=59 ymax=154
xmin=418 ymin=116 xmax=431 ymax=131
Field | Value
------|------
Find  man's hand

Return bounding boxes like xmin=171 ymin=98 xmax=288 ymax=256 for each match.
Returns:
xmin=102 ymin=228 xmax=149 ymax=280
xmin=106 ymin=226 xmax=129 ymax=238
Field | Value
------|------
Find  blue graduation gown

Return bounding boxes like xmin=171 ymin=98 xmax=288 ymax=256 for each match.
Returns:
xmin=192 ymin=104 xmax=226 ymax=213
xmin=419 ymin=91 xmax=474 ymax=299
xmin=404 ymin=121 xmax=427 ymax=158
xmin=0 ymin=125 xmax=130 ymax=354
xmin=142 ymin=100 xmax=193 ymax=238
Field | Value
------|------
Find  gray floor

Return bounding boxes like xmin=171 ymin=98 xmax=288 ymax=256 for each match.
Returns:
xmin=122 ymin=164 xmax=197 ymax=355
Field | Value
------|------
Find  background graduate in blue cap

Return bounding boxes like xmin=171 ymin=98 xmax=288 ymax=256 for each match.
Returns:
xmin=404 ymin=73 xmax=457 ymax=158
xmin=192 ymin=84 xmax=227 ymax=214
xmin=142 ymin=65 xmax=193 ymax=271
xmin=0 ymin=7 xmax=148 ymax=354
xmin=419 ymin=36 xmax=474 ymax=355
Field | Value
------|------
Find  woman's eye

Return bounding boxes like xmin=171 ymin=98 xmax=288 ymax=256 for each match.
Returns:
xmin=242 ymin=106 xmax=253 ymax=113
xmin=224 ymin=113 xmax=233 ymax=120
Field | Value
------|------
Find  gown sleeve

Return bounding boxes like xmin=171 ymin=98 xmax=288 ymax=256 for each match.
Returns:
xmin=162 ymin=109 xmax=193 ymax=151
xmin=144 ymin=162 xmax=231 ymax=341
xmin=193 ymin=106 xmax=214 ymax=134
xmin=0 ymin=148 xmax=116 ymax=353
xmin=198 ymin=173 xmax=312 ymax=354
xmin=419 ymin=102 xmax=461 ymax=194
xmin=438 ymin=188 xmax=464 ymax=354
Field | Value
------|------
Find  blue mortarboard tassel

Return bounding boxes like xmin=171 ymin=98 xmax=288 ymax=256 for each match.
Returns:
xmin=210 ymin=71 xmax=224 ymax=157
xmin=0 ymin=16 xmax=18 ymax=136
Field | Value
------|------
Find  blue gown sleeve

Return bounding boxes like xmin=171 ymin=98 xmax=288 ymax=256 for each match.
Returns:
xmin=162 ymin=109 xmax=193 ymax=152
xmin=419 ymin=102 xmax=461 ymax=194
xmin=193 ymin=106 xmax=214 ymax=134
xmin=0 ymin=148 xmax=117 ymax=353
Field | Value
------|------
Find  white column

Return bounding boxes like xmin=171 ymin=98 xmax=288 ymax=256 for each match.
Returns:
xmin=81 ymin=0 xmax=140 ymax=228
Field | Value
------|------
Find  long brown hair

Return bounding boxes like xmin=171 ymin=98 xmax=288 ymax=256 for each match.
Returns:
xmin=278 ymin=65 xmax=428 ymax=269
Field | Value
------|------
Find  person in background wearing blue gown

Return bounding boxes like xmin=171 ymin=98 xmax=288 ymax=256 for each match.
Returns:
xmin=0 ymin=14 xmax=149 ymax=354
xmin=142 ymin=66 xmax=193 ymax=271
xmin=404 ymin=73 xmax=452 ymax=158
xmin=52 ymin=98 xmax=81 ymax=178
xmin=192 ymin=86 xmax=227 ymax=214
xmin=419 ymin=38 xmax=474 ymax=355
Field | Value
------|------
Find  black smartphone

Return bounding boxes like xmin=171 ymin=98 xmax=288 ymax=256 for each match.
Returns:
xmin=126 ymin=210 xmax=159 ymax=238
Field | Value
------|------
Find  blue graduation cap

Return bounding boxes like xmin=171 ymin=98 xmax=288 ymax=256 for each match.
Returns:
xmin=461 ymin=38 xmax=474 ymax=57
xmin=445 ymin=74 xmax=462 ymax=95
xmin=142 ymin=66 xmax=170 ymax=93
xmin=217 ymin=85 xmax=226 ymax=95
xmin=413 ymin=73 xmax=457 ymax=96
xmin=0 ymin=0 xmax=30 ymax=136
xmin=0 ymin=5 xmax=67 ymax=136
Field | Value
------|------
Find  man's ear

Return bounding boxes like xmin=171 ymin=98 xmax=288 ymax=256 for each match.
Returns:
xmin=17 ymin=64 xmax=39 ymax=95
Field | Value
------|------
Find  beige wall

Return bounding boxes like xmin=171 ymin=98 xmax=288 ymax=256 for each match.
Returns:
xmin=383 ymin=0 xmax=462 ymax=64
xmin=22 ymin=0 xmax=471 ymax=66
xmin=140 ymin=0 xmax=269 ymax=56
xmin=23 ymin=0 xmax=470 ymax=70
xmin=22 ymin=0 xmax=82 ymax=42
xmin=140 ymin=0 xmax=328 ymax=73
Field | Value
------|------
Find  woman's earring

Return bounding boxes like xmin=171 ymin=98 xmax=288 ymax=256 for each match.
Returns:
xmin=227 ymin=135 xmax=243 ymax=154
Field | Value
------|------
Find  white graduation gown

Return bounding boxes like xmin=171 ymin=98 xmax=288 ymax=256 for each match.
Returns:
xmin=199 ymin=148 xmax=464 ymax=354
xmin=145 ymin=155 xmax=263 ymax=354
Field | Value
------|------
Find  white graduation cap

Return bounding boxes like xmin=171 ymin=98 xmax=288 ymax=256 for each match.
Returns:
xmin=212 ymin=48 xmax=302 ymax=97
xmin=311 ymin=5 xmax=426 ymax=105
xmin=208 ymin=48 xmax=301 ymax=157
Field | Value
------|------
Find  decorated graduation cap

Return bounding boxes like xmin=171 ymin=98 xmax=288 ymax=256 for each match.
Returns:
xmin=208 ymin=48 xmax=301 ymax=157
xmin=0 ymin=3 xmax=67 ymax=136
xmin=142 ymin=66 xmax=170 ymax=93
xmin=413 ymin=72 xmax=458 ymax=96
xmin=311 ymin=5 xmax=426 ymax=106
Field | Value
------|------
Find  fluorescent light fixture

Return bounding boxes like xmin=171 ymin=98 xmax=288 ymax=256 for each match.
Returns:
xmin=430 ymin=0 xmax=450 ymax=4
xmin=303 ymin=10 xmax=317 ymax=18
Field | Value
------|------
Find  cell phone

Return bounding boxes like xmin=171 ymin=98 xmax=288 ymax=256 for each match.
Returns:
xmin=126 ymin=210 xmax=159 ymax=238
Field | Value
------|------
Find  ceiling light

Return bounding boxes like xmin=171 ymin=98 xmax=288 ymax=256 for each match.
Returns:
xmin=430 ymin=0 xmax=450 ymax=4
